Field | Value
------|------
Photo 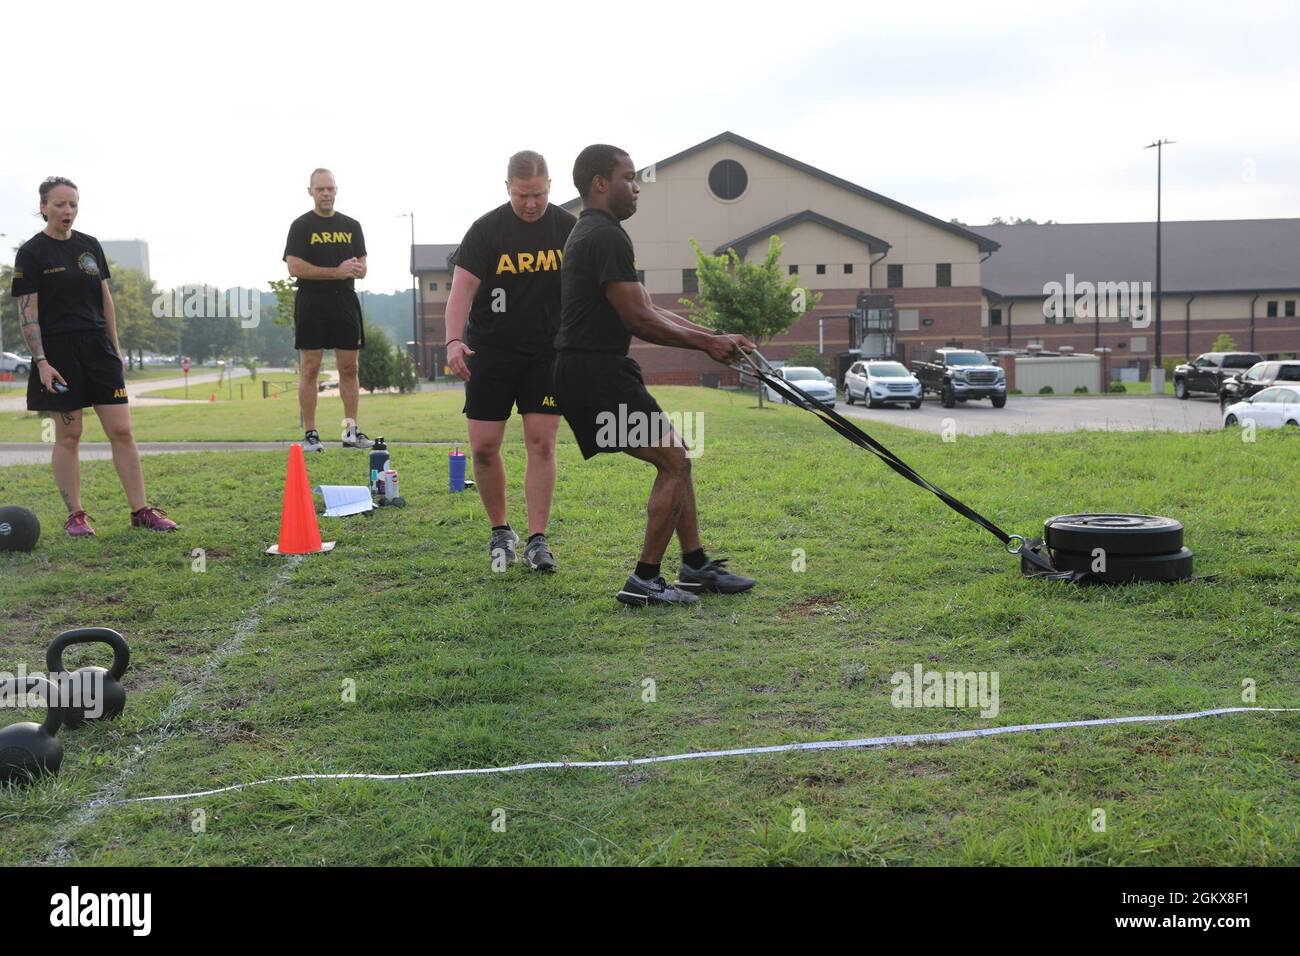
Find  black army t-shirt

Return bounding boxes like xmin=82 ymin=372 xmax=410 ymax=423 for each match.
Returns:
xmin=451 ymin=202 xmax=576 ymax=356
xmin=555 ymin=209 xmax=639 ymax=355
xmin=283 ymin=211 xmax=367 ymax=292
xmin=10 ymin=231 xmax=111 ymax=335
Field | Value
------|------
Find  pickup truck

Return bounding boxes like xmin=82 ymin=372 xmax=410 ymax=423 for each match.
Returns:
xmin=1173 ymin=352 xmax=1262 ymax=399
xmin=911 ymin=348 xmax=1007 ymax=408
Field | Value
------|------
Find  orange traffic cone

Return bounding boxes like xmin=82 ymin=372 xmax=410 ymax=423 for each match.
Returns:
xmin=266 ymin=443 xmax=335 ymax=555
xmin=209 ymin=393 xmax=216 ymax=402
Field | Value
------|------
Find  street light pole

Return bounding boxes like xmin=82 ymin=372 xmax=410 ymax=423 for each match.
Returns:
xmin=398 ymin=212 xmax=418 ymax=376
xmin=1144 ymin=139 xmax=1174 ymax=382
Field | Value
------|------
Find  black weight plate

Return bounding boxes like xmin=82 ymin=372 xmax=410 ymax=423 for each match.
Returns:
xmin=1048 ymin=546 xmax=1194 ymax=583
xmin=1044 ymin=513 xmax=1183 ymax=556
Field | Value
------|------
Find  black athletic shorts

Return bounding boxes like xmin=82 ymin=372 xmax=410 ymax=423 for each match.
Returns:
xmin=463 ymin=346 xmax=561 ymax=421
xmin=294 ymin=287 xmax=364 ymax=351
xmin=27 ymin=330 xmax=127 ymax=412
xmin=553 ymin=352 xmax=667 ymax=460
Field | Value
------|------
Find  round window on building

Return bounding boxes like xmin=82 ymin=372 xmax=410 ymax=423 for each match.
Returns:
xmin=708 ymin=159 xmax=748 ymax=202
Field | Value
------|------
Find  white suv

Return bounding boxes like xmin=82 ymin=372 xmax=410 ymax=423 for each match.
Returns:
xmin=1 ymin=351 xmax=32 ymax=375
xmin=844 ymin=360 xmax=922 ymax=409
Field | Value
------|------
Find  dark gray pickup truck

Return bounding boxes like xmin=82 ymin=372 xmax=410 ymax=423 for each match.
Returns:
xmin=911 ymin=348 xmax=1008 ymax=408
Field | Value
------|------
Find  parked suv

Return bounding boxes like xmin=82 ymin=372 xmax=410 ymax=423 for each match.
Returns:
xmin=844 ymin=360 xmax=922 ymax=409
xmin=911 ymin=349 xmax=1007 ymax=408
xmin=1218 ymin=360 xmax=1300 ymax=409
xmin=1173 ymin=352 xmax=1262 ymax=399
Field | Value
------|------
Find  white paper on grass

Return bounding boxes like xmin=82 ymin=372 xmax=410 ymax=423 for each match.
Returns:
xmin=316 ymin=485 xmax=375 ymax=517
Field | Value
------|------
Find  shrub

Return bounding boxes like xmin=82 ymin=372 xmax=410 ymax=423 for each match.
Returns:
xmin=1039 ymin=385 xmax=1054 ymax=394
xmin=1073 ymin=385 xmax=1088 ymax=394
xmin=1108 ymin=382 xmax=1127 ymax=393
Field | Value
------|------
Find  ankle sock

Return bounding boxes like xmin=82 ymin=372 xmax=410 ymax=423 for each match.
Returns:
xmin=682 ymin=548 xmax=708 ymax=570
xmin=528 ymin=532 xmax=546 ymax=544
xmin=492 ymin=524 xmax=511 ymax=533
xmin=635 ymin=561 xmax=660 ymax=580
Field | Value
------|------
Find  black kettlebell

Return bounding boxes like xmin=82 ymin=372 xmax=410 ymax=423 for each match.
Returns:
xmin=0 ymin=676 xmax=67 ymax=784
xmin=46 ymin=627 xmax=130 ymax=728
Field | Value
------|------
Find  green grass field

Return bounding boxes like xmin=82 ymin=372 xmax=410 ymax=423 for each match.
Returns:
xmin=0 ymin=388 xmax=1297 ymax=865
xmin=139 ymin=372 xmax=301 ymax=402
xmin=0 ymin=389 xmax=467 ymax=443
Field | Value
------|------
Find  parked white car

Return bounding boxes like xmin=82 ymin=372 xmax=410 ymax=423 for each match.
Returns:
xmin=1 ymin=351 xmax=32 ymax=375
xmin=844 ymin=360 xmax=922 ymax=409
xmin=1222 ymin=386 xmax=1300 ymax=429
xmin=764 ymin=366 xmax=836 ymax=407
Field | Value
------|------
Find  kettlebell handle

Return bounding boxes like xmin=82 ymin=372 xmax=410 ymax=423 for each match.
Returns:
xmin=46 ymin=627 xmax=130 ymax=681
xmin=0 ymin=675 xmax=67 ymax=736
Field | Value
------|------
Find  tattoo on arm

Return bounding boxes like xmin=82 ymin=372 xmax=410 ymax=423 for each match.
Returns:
xmin=18 ymin=294 xmax=43 ymax=357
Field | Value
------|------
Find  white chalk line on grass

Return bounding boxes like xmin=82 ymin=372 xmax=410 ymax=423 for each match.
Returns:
xmin=114 ymin=706 xmax=1299 ymax=805
xmin=41 ymin=558 xmax=303 ymax=862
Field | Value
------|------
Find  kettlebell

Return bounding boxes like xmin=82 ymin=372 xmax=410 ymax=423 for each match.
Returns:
xmin=45 ymin=627 xmax=130 ymax=728
xmin=0 ymin=676 xmax=67 ymax=784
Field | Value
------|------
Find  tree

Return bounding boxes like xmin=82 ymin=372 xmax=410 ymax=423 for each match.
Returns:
xmin=267 ymin=278 xmax=296 ymax=328
xmin=358 ymin=322 xmax=396 ymax=393
xmin=1211 ymin=333 xmax=1237 ymax=352
xmin=0 ymin=264 xmax=20 ymax=358
xmin=394 ymin=351 xmax=419 ymax=393
xmin=786 ymin=345 xmax=828 ymax=374
xmin=108 ymin=266 xmax=170 ymax=369
xmin=680 ymin=236 xmax=822 ymax=407
xmin=987 ymin=216 xmax=1056 ymax=225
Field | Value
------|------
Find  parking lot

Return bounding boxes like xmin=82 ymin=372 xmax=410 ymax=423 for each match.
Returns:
xmin=838 ymin=394 xmax=1224 ymax=436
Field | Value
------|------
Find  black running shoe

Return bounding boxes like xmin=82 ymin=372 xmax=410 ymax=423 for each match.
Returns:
xmin=616 ymin=574 xmax=700 ymax=607
xmin=675 ymin=557 xmax=756 ymax=594
xmin=522 ymin=534 xmax=557 ymax=572
xmin=489 ymin=527 xmax=519 ymax=569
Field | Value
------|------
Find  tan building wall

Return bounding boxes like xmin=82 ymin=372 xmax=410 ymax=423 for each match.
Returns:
xmin=622 ymin=140 xmax=986 ymax=296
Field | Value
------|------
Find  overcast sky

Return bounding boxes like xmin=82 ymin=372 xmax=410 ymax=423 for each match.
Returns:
xmin=4 ymin=0 xmax=1296 ymax=294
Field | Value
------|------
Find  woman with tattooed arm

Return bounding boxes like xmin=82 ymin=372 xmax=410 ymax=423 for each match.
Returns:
xmin=10 ymin=177 xmax=178 ymax=536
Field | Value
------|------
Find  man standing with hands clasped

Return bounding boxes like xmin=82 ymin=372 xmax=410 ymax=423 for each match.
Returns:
xmin=283 ymin=168 xmax=375 ymax=452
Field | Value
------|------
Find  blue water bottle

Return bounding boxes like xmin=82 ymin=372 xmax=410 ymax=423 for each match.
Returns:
xmin=449 ymin=443 xmax=466 ymax=493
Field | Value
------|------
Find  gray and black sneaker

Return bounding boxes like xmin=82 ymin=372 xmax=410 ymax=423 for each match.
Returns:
xmin=301 ymin=430 xmax=325 ymax=453
xmin=489 ymin=527 xmax=519 ymax=569
xmin=522 ymin=534 xmax=557 ymax=572
xmin=342 ymin=425 xmax=375 ymax=449
xmin=617 ymin=574 xmax=701 ymax=607
xmin=675 ymin=557 xmax=756 ymax=595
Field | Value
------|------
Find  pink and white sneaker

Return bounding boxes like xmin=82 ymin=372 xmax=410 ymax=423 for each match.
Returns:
xmin=65 ymin=510 xmax=97 ymax=538
xmin=131 ymin=506 xmax=179 ymax=532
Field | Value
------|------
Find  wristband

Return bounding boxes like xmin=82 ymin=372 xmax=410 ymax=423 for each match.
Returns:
xmin=445 ymin=338 xmax=463 ymax=348
xmin=35 ymin=356 xmax=48 ymax=364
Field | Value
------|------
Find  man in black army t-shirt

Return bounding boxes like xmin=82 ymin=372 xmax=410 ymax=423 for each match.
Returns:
xmin=554 ymin=144 xmax=758 ymax=607
xmin=283 ymin=167 xmax=374 ymax=452
xmin=445 ymin=150 xmax=576 ymax=572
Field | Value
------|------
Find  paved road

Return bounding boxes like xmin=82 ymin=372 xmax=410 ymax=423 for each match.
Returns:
xmin=0 ymin=366 xmax=267 ymax=412
xmin=836 ymin=394 xmax=1223 ymax=437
